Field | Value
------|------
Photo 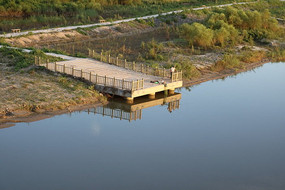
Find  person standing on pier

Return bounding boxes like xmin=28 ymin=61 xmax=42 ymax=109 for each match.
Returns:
xmin=170 ymin=66 xmax=175 ymax=79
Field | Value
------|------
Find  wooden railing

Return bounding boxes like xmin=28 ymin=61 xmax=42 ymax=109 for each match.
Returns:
xmin=37 ymin=59 xmax=144 ymax=91
xmin=87 ymin=107 xmax=142 ymax=121
xmin=171 ymin=71 xmax=183 ymax=82
xmin=88 ymin=50 xmax=183 ymax=81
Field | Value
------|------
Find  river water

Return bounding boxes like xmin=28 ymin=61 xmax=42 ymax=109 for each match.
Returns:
xmin=1 ymin=62 xmax=285 ymax=190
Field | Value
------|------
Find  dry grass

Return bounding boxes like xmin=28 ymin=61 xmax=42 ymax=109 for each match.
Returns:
xmin=0 ymin=55 xmax=107 ymax=113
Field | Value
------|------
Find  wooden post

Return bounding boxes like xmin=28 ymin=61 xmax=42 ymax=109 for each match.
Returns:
xmin=132 ymin=81 xmax=135 ymax=91
xmin=132 ymin=62 xmax=135 ymax=71
xmin=122 ymin=79 xmax=125 ymax=89
xmin=124 ymin=59 xmax=127 ymax=68
xmin=108 ymin=54 xmax=110 ymax=63
xmin=92 ymin=50 xmax=95 ymax=58
xmin=137 ymin=79 xmax=139 ymax=90
xmin=72 ymin=67 xmax=74 ymax=76
xmin=81 ymin=69 xmax=83 ymax=78
xmin=95 ymin=74 xmax=98 ymax=84
xmin=34 ymin=56 xmax=37 ymax=65
xmin=38 ymin=57 xmax=41 ymax=66
xmin=54 ymin=62 xmax=57 ymax=72
xmin=89 ymin=72 xmax=92 ymax=81
xmin=116 ymin=57 xmax=119 ymax=66
xmin=104 ymin=75 xmax=107 ymax=86
xmin=113 ymin=77 xmax=115 ymax=87
xmin=63 ymin=64 xmax=66 ymax=73
xmin=100 ymin=52 xmax=103 ymax=62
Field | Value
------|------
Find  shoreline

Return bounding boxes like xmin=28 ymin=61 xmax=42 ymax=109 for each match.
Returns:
xmin=0 ymin=59 xmax=274 ymax=128
xmin=0 ymin=101 xmax=104 ymax=128
xmin=182 ymin=59 xmax=272 ymax=87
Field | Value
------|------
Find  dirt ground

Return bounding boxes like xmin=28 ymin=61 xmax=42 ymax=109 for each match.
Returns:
xmin=0 ymin=55 xmax=107 ymax=124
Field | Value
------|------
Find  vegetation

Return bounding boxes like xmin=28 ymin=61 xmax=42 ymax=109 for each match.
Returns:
xmin=0 ymin=47 xmax=61 ymax=70
xmin=179 ymin=6 xmax=283 ymax=49
xmin=0 ymin=0 xmax=238 ymax=33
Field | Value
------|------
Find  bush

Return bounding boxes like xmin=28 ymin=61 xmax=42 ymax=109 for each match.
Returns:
xmin=174 ymin=60 xmax=200 ymax=79
xmin=180 ymin=23 xmax=214 ymax=49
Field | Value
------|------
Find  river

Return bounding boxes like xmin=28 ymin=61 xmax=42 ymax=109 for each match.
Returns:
xmin=1 ymin=62 xmax=285 ymax=190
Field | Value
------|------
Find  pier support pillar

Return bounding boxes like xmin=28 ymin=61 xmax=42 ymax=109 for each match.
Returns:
xmin=126 ymin=97 xmax=134 ymax=104
xmin=148 ymin=93 xmax=156 ymax=99
xmin=169 ymin=89 xmax=175 ymax=95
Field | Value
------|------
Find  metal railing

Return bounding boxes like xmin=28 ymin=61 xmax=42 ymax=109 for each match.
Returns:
xmin=36 ymin=58 xmax=144 ymax=91
xmin=88 ymin=50 xmax=183 ymax=81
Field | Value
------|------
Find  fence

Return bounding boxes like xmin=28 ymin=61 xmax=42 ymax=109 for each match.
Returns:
xmin=88 ymin=50 xmax=183 ymax=81
xmin=36 ymin=59 xmax=144 ymax=91
xmin=87 ymin=107 xmax=142 ymax=121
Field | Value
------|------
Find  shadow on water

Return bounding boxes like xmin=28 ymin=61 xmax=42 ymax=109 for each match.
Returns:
xmin=85 ymin=92 xmax=181 ymax=122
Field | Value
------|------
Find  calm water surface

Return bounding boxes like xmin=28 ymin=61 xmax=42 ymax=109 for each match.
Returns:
xmin=1 ymin=62 xmax=285 ymax=190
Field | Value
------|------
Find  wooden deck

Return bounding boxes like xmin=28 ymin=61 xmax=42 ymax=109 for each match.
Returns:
xmin=37 ymin=56 xmax=183 ymax=102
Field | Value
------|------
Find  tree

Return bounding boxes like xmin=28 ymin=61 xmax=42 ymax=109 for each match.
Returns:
xmin=180 ymin=23 xmax=214 ymax=49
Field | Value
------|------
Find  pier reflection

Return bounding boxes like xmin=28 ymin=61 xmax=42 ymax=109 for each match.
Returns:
xmin=86 ymin=92 xmax=181 ymax=122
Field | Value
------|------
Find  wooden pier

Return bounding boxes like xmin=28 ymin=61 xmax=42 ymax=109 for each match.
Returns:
xmin=37 ymin=55 xmax=183 ymax=102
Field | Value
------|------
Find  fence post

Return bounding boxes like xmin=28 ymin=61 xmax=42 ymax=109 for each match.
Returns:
xmin=100 ymin=52 xmax=103 ymax=62
xmin=95 ymin=74 xmax=98 ymax=84
xmin=54 ymin=62 xmax=57 ymax=72
xmin=124 ymin=59 xmax=127 ymax=68
xmin=137 ymin=79 xmax=139 ymax=90
xmin=63 ymin=64 xmax=65 ymax=73
xmin=81 ymin=69 xmax=83 ymax=78
xmin=116 ymin=57 xmax=118 ymax=66
xmin=122 ymin=79 xmax=125 ymax=89
xmin=113 ymin=77 xmax=115 ymax=87
xmin=92 ymin=50 xmax=95 ymax=58
xmin=72 ymin=67 xmax=74 ymax=76
xmin=89 ymin=72 xmax=92 ymax=81
xmin=132 ymin=62 xmax=135 ymax=71
xmin=108 ymin=54 xmax=110 ymax=64
xmin=104 ymin=75 xmax=107 ymax=86
xmin=34 ymin=56 xmax=37 ymax=65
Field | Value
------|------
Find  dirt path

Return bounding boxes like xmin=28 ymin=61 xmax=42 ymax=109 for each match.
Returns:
xmin=0 ymin=2 xmax=254 ymax=38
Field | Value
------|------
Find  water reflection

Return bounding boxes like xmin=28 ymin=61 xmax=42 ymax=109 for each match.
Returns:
xmin=86 ymin=92 xmax=181 ymax=121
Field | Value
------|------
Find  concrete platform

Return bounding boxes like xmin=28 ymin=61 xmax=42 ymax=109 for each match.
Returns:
xmin=41 ymin=56 xmax=183 ymax=100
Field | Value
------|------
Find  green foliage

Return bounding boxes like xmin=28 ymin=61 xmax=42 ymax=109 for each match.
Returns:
xmin=0 ymin=0 xmax=234 ymax=32
xmin=173 ymin=60 xmax=200 ymax=79
xmin=212 ymin=54 xmax=244 ymax=71
xmin=180 ymin=23 xmax=214 ymax=49
xmin=0 ymin=47 xmax=33 ymax=70
xmin=144 ymin=39 xmax=164 ymax=60
xmin=267 ymin=47 xmax=285 ymax=62
xmin=179 ymin=6 xmax=282 ymax=50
